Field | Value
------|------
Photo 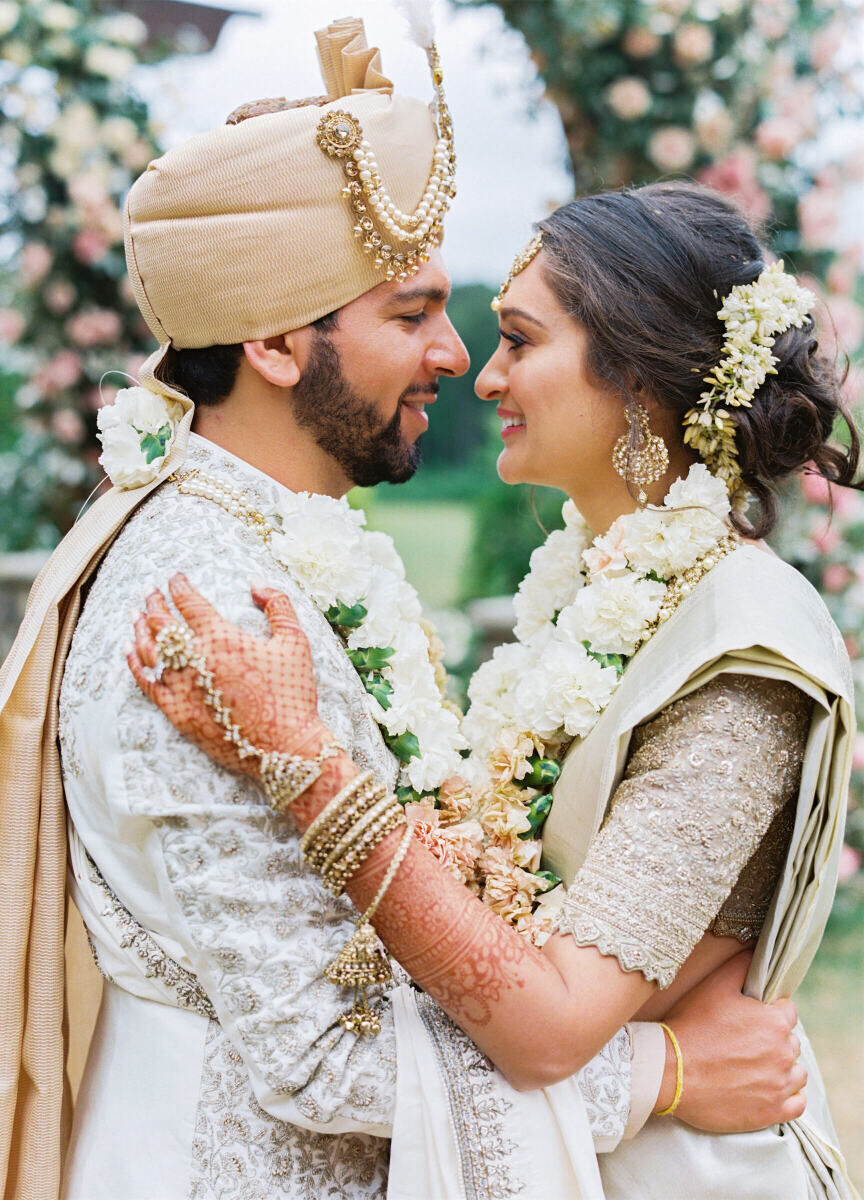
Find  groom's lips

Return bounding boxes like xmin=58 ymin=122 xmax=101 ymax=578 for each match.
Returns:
xmin=401 ymin=385 xmax=437 ymax=431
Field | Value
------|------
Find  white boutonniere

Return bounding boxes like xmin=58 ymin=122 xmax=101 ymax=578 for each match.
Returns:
xmin=96 ymin=386 xmax=184 ymax=488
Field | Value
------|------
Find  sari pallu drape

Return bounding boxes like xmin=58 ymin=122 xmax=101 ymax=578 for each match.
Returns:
xmin=0 ymin=354 xmax=191 ymax=1200
xmin=543 ymin=544 xmax=858 ymax=1200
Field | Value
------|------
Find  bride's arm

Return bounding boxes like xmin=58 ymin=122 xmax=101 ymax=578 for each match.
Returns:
xmin=128 ymin=576 xmax=804 ymax=1120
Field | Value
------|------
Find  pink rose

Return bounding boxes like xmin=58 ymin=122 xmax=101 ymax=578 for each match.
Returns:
xmin=45 ymin=280 xmax=76 ymax=314
xmin=34 ymin=349 xmax=82 ymax=394
xmin=809 ymin=520 xmax=840 ymax=555
xmin=844 ymin=634 xmax=859 ymax=658
xmin=622 ymin=27 xmax=661 ymax=58
xmin=672 ymin=22 xmax=713 ymax=66
xmin=838 ymin=842 xmax=862 ymax=883
xmin=810 ymin=20 xmax=845 ymax=72
xmin=695 ymin=107 xmax=734 ymax=155
xmin=606 ymin=77 xmax=652 ymax=121
xmin=65 ymin=308 xmax=123 ymax=347
xmin=698 ymin=148 xmax=772 ymax=222
xmin=822 ymin=564 xmax=851 ymax=593
xmin=826 ymin=259 xmax=858 ymax=296
xmin=73 ymin=229 xmax=110 ymax=265
xmin=21 ymin=241 xmax=53 ymax=287
xmin=755 ymin=116 xmax=802 ymax=161
xmin=648 ymin=126 xmax=696 ymax=172
xmin=51 ymin=408 xmax=86 ymax=445
xmin=798 ymin=187 xmax=839 ymax=252
xmin=0 ymin=307 xmax=26 ymax=345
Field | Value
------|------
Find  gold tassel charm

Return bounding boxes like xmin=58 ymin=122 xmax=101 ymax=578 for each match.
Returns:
xmin=323 ymin=822 xmax=415 ymax=1036
xmin=325 ymin=921 xmax=392 ymax=1035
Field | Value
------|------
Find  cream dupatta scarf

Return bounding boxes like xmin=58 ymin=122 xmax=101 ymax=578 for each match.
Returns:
xmin=0 ymin=352 xmax=190 ymax=1200
xmin=388 ymin=544 xmax=857 ymax=1200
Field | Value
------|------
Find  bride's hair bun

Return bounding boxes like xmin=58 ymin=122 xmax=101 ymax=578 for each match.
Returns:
xmin=537 ymin=183 xmax=860 ymax=536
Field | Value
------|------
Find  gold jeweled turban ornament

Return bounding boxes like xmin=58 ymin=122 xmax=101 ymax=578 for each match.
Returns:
xmin=316 ymin=16 xmax=456 ymax=283
xmin=123 ymin=4 xmax=455 ymax=351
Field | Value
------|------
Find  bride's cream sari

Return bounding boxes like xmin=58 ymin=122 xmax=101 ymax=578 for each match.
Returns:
xmin=389 ymin=545 xmax=858 ymax=1200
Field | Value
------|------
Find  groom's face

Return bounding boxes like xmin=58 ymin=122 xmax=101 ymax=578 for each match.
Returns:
xmin=291 ymin=252 xmax=470 ymax=487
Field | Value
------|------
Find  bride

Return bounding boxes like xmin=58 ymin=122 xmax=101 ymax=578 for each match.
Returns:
xmin=129 ymin=181 xmax=859 ymax=1198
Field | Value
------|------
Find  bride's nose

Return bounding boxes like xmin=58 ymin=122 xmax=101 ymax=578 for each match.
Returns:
xmin=474 ymin=349 xmax=505 ymax=402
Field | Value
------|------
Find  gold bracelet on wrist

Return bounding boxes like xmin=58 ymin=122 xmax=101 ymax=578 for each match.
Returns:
xmin=301 ymin=773 xmax=382 ymax=870
xmin=318 ymin=793 xmax=395 ymax=879
xmin=657 ymin=1022 xmax=684 ymax=1116
xmin=320 ymin=803 xmax=405 ymax=896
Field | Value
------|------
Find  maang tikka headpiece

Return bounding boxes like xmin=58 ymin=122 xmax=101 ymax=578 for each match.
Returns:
xmin=492 ymin=232 xmax=544 ymax=311
xmin=316 ymin=1 xmax=456 ymax=283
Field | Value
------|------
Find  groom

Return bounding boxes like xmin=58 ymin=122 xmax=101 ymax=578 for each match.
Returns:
xmin=0 ymin=16 xmax=803 ymax=1200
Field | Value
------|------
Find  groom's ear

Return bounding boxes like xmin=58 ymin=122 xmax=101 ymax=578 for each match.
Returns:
xmin=242 ymin=332 xmax=305 ymax=389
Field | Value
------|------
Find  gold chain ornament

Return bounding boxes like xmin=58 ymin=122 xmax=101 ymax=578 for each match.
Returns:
xmin=316 ymin=43 xmax=456 ymax=282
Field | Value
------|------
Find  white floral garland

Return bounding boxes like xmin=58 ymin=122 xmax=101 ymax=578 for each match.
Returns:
xmin=267 ymin=489 xmax=466 ymax=794
xmin=96 ymin=385 xmax=183 ymax=488
xmin=419 ymin=465 xmax=734 ymax=943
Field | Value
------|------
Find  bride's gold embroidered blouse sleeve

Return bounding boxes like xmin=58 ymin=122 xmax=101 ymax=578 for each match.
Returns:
xmin=553 ymin=674 xmax=813 ymax=988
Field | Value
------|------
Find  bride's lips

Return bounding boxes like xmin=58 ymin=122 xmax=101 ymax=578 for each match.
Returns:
xmin=497 ymin=406 xmax=526 ymax=439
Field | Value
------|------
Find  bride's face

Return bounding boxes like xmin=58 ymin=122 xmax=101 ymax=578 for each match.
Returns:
xmin=474 ymin=253 xmax=626 ymax=501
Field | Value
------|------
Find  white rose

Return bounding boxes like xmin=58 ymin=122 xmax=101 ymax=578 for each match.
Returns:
xmin=346 ymin=572 xmax=415 ymax=650
xmin=96 ymin=386 xmax=182 ymax=489
xmin=568 ymin=573 xmax=666 ymax=656
xmin=514 ymin=526 xmax=587 ymax=639
xmin=93 ymin=13 xmax=147 ymax=46
xmin=84 ymin=43 xmax=136 ymax=80
xmin=516 ymin=637 xmax=618 ymax=739
xmin=617 ymin=508 xmax=701 ymax=578
xmin=363 ymin=529 xmax=406 ymax=578
xmin=0 ymin=2 xmax=19 ymax=36
xmin=40 ymin=2 xmax=78 ymax=31
xmin=665 ymin=463 xmax=731 ymax=521
xmin=270 ymin=515 xmax=370 ymax=610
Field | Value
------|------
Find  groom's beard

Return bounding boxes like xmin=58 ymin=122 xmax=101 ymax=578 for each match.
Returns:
xmin=291 ymin=332 xmax=426 ymax=487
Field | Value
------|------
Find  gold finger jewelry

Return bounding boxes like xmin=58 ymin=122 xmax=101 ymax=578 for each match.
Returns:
xmin=153 ymin=618 xmax=340 ymax=810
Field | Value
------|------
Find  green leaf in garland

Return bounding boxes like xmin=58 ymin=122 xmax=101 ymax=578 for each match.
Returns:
xmin=362 ymin=672 xmax=394 ymax=710
xmin=387 ymin=730 xmax=421 ymax=763
xmin=582 ymin=640 xmax=626 ymax=677
xmin=514 ymin=753 xmax=561 ymax=790
xmin=347 ymin=645 xmax=396 ymax=673
xmin=138 ymin=422 xmax=172 ymax=464
xmin=518 ymin=792 xmax=554 ymax=840
xmin=533 ymin=869 xmax=562 ymax=893
xmin=325 ymin=601 xmax=368 ymax=628
xmin=645 ymin=569 xmax=667 ymax=584
xmin=396 ymin=785 xmax=440 ymax=807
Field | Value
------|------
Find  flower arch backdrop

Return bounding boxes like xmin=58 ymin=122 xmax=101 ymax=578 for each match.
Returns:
xmin=455 ymin=0 xmax=864 ymax=892
xmin=0 ymin=0 xmax=195 ymax=549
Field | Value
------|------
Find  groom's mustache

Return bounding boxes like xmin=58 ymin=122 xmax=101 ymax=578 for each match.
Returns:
xmin=400 ymin=381 xmax=439 ymax=401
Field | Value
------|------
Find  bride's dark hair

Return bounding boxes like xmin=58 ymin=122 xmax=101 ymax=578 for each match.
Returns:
xmin=536 ymin=182 xmax=861 ymax=537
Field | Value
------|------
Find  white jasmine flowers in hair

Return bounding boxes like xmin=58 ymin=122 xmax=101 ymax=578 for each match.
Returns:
xmin=96 ymin=386 xmax=183 ymax=489
xmin=683 ymin=260 xmax=815 ymax=503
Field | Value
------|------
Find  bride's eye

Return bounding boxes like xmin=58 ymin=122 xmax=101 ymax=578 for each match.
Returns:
xmin=500 ymin=330 xmax=526 ymax=351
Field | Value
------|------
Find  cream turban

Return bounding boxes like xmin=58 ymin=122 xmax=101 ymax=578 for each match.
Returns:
xmin=124 ymin=16 xmax=455 ymax=349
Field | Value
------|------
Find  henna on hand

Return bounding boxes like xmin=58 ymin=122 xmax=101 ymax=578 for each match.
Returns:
xmin=126 ymin=575 xmax=330 ymax=776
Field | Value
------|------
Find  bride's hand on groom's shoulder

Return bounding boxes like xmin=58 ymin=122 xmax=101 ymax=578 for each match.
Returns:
xmin=126 ymin=575 xmax=329 ymax=773
xmin=663 ymin=951 xmax=807 ymax=1132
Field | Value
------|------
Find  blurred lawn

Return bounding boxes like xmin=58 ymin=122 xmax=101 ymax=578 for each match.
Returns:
xmin=361 ymin=496 xmax=474 ymax=610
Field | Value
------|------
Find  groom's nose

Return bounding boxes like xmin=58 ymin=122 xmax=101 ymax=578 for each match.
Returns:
xmin=427 ymin=315 xmax=470 ymax=378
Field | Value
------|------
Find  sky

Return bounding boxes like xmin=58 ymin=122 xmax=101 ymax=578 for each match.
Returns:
xmin=134 ymin=0 xmax=574 ymax=286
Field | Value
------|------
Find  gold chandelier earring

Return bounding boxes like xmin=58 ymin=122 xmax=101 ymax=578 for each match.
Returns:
xmin=612 ymin=403 xmax=670 ymax=505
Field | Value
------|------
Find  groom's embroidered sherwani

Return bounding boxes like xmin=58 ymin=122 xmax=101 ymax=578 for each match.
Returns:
xmin=59 ymin=435 xmax=636 ymax=1200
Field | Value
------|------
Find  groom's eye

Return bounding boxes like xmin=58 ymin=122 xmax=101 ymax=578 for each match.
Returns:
xmin=399 ymin=311 xmax=427 ymax=325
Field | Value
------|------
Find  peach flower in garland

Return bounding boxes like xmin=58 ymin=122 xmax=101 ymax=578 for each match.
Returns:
xmin=479 ymin=846 xmax=542 ymax=925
